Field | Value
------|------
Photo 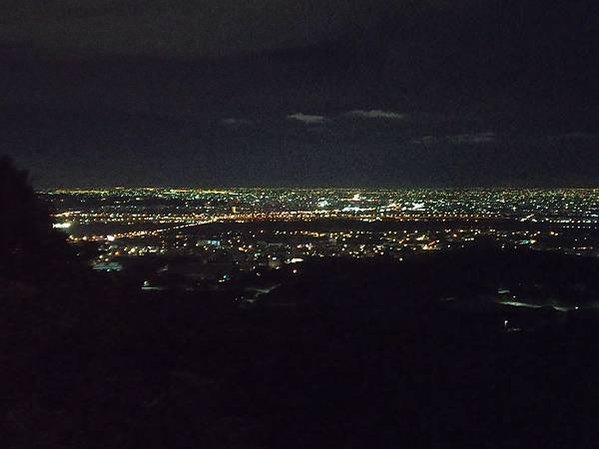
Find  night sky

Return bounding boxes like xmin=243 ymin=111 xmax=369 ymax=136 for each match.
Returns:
xmin=1 ymin=0 xmax=597 ymax=187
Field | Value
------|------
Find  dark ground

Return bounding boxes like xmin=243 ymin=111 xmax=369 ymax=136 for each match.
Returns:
xmin=3 ymin=250 xmax=599 ymax=449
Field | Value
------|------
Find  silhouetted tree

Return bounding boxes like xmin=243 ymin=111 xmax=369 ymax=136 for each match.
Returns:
xmin=0 ymin=155 xmax=81 ymax=288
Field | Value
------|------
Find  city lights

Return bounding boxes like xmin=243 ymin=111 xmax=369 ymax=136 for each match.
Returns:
xmin=40 ymin=187 xmax=599 ymax=284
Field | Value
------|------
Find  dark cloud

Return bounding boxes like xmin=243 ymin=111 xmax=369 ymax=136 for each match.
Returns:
xmin=287 ymin=113 xmax=327 ymax=124
xmin=1 ymin=0 xmax=597 ymax=187
xmin=0 ymin=0 xmax=392 ymax=57
xmin=411 ymin=132 xmax=496 ymax=145
xmin=221 ymin=118 xmax=254 ymax=127
xmin=346 ymin=110 xmax=406 ymax=120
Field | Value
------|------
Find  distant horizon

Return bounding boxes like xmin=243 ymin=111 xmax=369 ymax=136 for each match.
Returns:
xmin=38 ymin=185 xmax=599 ymax=192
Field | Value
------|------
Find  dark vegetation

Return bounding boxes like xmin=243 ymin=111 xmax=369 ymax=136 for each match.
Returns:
xmin=3 ymin=157 xmax=599 ymax=448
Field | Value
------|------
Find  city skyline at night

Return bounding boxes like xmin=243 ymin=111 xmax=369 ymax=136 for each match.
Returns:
xmin=44 ymin=187 xmax=599 ymax=296
xmin=2 ymin=2 xmax=599 ymax=448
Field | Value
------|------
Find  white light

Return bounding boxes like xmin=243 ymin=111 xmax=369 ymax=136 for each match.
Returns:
xmin=53 ymin=222 xmax=71 ymax=229
xmin=106 ymin=235 xmax=116 ymax=242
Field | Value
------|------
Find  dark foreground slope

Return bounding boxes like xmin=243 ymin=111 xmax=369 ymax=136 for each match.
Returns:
xmin=4 ymin=251 xmax=599 ymax=449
